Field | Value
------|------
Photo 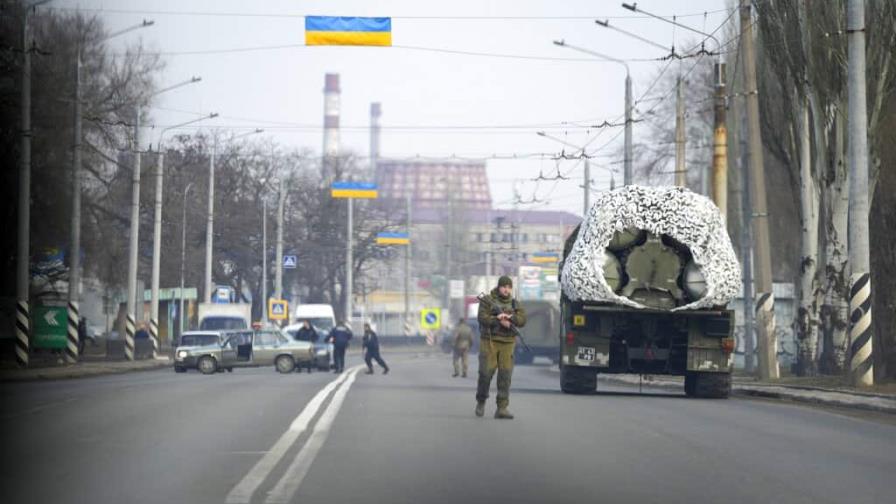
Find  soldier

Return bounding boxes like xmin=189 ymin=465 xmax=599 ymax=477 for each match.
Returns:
xmin=476 ymin=276 xmax=526 ymax=419
xmin=452 ymin=317 xmax=473 ymax=378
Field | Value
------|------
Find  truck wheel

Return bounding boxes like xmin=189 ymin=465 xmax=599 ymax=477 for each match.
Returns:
xmin=685 ymin=372 xmax=730 ymax=399
xmin=560 ymin=364 xmax=597 ymax=394
xmin=275 ymin=355 xmax=296 ymax=374
xmin=197 ymin=356 xmax=217 ymax=375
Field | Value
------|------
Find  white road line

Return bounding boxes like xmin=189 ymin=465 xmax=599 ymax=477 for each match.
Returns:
xmin=224 ymin=370 xmax=353 ymax=504
xmin=264 ymin=367 xmax=361 ymax=504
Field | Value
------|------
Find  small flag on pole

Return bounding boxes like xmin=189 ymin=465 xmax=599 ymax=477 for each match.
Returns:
xmin=376 ymin=232 xmax=410 ymax=245
xmin=305 ymin=16 xmax=392 ymax=46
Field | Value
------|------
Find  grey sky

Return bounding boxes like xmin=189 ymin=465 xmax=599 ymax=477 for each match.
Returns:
xmin=53 ymin=0 xmax=729 ymax=216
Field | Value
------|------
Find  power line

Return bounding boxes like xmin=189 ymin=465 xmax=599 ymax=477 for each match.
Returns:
xmin=49 ymin=6 xmax=730 ymax=20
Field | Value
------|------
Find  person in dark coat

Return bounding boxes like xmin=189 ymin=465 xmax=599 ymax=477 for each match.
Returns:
xmin=77 ymin=317 xmax=88 ymax=356
xmin=362 ymin=323 xmax=389 ymax=375
xmin=326 ymin=321 xmax=353 ymax=373
xmin=294 ymin=320 xmax=320 ymax=342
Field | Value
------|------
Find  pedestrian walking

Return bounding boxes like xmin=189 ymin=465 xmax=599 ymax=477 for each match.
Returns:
xmin=77 ymin=317 xmax=88 ymax=357
xmin=475 ymin=276 xmax=527 ymax=419
xmin=326 ymin=321 xmax=353 ymax=373
xmin=452 ymin=317 xmax=473 ymax=378
xmin=362 ymin=323 xmax=389 ymax=375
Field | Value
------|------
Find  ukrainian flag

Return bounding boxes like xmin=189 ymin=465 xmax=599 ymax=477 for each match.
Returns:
xmin=331 ymin=181 xmax=379 ymax=199
xmin=376 ymin=232 xmax=410 ymax=246
xmin=531 ymin=252 xmax=560 ymax=264
xmin=305 ymin=16 xmax=392 ymax=46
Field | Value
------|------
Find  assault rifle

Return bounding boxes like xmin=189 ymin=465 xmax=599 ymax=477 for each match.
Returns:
xmin=476 ymin=293 xmax=531 ymax=353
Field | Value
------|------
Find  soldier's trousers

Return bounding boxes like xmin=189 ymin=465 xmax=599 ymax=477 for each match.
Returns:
xmin=453 ymin=347 xmax=469 ymax=375
xmin=476 ymin=339 xmax=515 ymax=409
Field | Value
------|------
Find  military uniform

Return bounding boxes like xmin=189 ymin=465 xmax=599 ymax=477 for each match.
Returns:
xmin=476 ymin=278 xmax=527 ymax=419
xmin=452 ymin=323 xmax=474 ymax=377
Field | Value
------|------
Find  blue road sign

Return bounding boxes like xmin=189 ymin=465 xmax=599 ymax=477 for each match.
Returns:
xmin=283 ymin=255 xmax=297 ymax=269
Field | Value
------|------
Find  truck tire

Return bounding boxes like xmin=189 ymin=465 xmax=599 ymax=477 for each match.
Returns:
xmin=560 ymin=365 xmax=597 ymax=394
xmin=685 ymin=372 xmax=731 ymax=399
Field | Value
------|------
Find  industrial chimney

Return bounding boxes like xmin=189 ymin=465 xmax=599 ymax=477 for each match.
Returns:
xmin=322 ymin=73 xmax=341 ymax=178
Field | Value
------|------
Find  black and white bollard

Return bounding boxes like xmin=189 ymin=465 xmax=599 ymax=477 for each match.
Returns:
xmin=149 ymin=317 xmax=160 ymax=359
xmin=849 ymin=273 xmax=873 ymax=386
xmin=125 ymin=314 xmax=136 ymax=361
xmin=15 ymin=300 xmax=29 ymax=367
xmin=66 ymin=301 xmax=80 ymax=363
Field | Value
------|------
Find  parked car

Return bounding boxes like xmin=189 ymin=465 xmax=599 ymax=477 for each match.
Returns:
xmin=174 ymin=328 xmax=314 ymax=375
xmin=284 ymin=323 xmax=331 ymax=371
xmin=173 ymin=331 xmax=226 ymax=373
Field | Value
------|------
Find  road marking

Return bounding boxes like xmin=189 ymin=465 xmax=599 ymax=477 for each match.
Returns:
xmin=225 ymin=370 xmax=354 ymax=504
xmin=264 ymin=368 xmax=360 ymax=504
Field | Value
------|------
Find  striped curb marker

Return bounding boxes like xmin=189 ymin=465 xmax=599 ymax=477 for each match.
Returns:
xmin=849 ymin=272 xmax=873 ymax=386
xmin=125 ymin=314 xmax=136 ymax=361
xmin=65 ymin=301 xmax=80 ymax=363
xmin=149 ymin=318 xmax=160 ymax=359
xmin=15 ymin=300 xmax=29 ymax=367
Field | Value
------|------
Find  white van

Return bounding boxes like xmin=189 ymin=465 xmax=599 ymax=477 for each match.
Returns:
xmin=292 ymin=304 xmax=336 ymax=334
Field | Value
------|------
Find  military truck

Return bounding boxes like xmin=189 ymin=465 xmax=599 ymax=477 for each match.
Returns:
xmin=515 ymin=300 xmax=560 ymax=365
xmin=559 ymin=186 xmax=739 ymax=398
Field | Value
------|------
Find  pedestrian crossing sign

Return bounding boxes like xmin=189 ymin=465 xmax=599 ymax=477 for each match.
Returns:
xmin=420 ymin=308 xmax=441 ymax=330
xmin=268 ymin=298 xmax=289 ymax=321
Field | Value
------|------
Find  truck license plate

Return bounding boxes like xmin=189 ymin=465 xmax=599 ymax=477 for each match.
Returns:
xmin=576 ymin=347 xmax=595 ymax=362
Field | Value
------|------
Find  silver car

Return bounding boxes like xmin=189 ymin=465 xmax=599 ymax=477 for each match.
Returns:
xmin=174 ymin=328 xmax=314 ymax=375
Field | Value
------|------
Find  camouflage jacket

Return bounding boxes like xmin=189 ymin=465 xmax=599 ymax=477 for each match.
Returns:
xmin=453 ymin=323 xmax=474 ymax=350
xmin=477 ymin=288 xmax=527 ymax=343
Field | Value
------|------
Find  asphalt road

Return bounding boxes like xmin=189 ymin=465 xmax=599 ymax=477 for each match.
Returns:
xmin=2 ymin=351 xmax=895 ymax=504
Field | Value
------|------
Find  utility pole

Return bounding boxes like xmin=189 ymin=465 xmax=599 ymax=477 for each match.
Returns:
xmin=741 ymin=0 xmax=778 ymax=380
xmin=275 ymin=178 xmax=284 ymax=301
xmin=16 ymin=2 xmax=43 ymax=368
xmin=345 ymin=197 xmax=353 ymax=325
xmin=712 ymin=62 xmax=728 ymax=219
xmin=846 ymin=0 xmax=873 ymax=386
xmin=583 ymin=158 xmax=591 ymax=214
xmin=66 ymin=43 xmax=83 ymax=364
xmin=624 ymin=71 xmax=633 ymax=186
xmin=205 ymin=136 xmax=216 ymax=303
xmin=262 ymin=199 xmax=268 ymax=324
xmin=150 ymin=146 xmax=164 ymax=359
xmin=675 ymin=77 xmax=687 ymax=187
xmin=179 ymin=183 xmax=194 ymax=337
xmin=404 ymin=191 xmax=411 ymax=337
xmin=125 ymin=108 xmax=142 ymax=361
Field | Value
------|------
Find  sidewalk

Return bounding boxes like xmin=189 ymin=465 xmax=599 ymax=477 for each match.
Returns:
xmin=600 ymin=373 xmax=896 ymax=414
xmin=0 ymin=356 xmax=171 ymax=383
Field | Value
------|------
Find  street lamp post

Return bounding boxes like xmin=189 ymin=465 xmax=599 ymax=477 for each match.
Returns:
xmin=17 ymin=0 xmax=54 ymax=368
xmin=620 ymin=3 xmax=727 ymax=212
xmin=179 ymin=182 xmax=194 ymax=338
xmin=124 ymin=76 xmax=201 ymax=361
xmin=150 ymin=112 xmax=217 ymax=359
xmin=67 ymin=19 xmax=154 ymax=364
xmin=552 ymin=40 xmax=633 ymax=186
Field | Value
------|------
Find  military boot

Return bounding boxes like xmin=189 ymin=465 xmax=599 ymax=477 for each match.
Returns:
xmin=475 ymin=401 xmax=485 ymax=417
xmin=494 ymin=408 xmax=515 ymax=420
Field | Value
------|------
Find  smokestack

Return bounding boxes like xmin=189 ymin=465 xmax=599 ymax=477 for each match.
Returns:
xmin=323 ymin=73 xmax=341 ymax=160
xmin=370 ymin=102 xmax=381 ymax=175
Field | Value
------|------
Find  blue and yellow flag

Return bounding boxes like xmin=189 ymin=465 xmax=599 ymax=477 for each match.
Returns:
xmin=331 ymin=181 xmax=379 ymax=199
xmin=376 ymin=232 xmax=410 ymax=246
xmin=305 ymin=16 xmax=392 ymax=46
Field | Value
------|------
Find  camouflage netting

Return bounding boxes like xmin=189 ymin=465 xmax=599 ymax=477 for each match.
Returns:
xmin=561 ymin=185 xmax=742 ymax=311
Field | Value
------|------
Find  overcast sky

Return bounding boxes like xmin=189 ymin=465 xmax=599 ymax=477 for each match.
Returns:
xmin=52 ymin=0 xmax=730 ymax=216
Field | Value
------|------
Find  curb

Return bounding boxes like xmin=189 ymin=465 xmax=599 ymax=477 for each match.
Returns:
xmin=595 ymin=374 xmax=896 ymax=415
xmin=0 ymin=359 xmax=172 ymax=383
